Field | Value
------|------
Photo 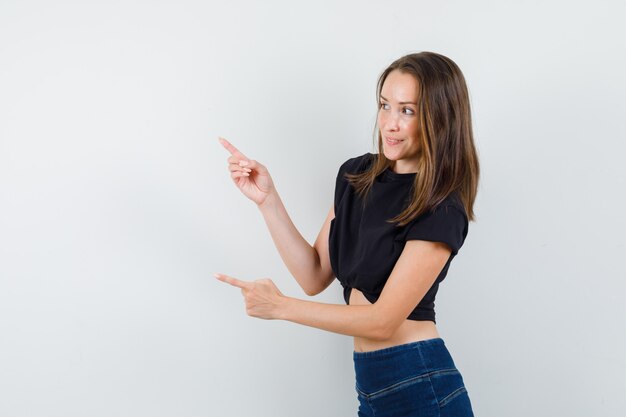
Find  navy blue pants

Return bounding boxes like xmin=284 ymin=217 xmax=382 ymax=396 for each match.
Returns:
xmin=353 ymin=338 xmax=474 ymax=417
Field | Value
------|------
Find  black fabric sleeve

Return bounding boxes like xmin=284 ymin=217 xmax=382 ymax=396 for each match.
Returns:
xmin=333 ymin=159 xmax=351 ymax=211
xmin=403 ymin=204 xmax=468 ymax=255
xmin=333 ymin=153 xmax=371 ymax=211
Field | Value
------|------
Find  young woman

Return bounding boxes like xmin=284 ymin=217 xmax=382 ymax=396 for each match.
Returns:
xmin=215 ymin=51 xmax=479 ymax=417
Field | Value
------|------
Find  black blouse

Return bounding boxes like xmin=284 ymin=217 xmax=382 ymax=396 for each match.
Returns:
xmin=328 ymin=152 xmax=469 ymax=323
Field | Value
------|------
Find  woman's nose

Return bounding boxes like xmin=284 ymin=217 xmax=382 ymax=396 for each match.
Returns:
xmin=383 ymin=112 xmax=400 ymax=131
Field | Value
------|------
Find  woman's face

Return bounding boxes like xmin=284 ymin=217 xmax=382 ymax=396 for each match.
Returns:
xmin=377 ymin=69 xmax=421 ymax=173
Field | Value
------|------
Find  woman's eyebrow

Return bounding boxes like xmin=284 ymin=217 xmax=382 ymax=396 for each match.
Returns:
xmin=379 ymin=95 xmax=417 ymax=105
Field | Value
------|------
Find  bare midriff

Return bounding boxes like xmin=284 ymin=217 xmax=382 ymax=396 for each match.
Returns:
xmin=350 ymin=287 xmax=440 ymax=353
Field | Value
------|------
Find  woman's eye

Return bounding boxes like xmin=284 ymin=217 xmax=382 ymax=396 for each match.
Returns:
xmin=379 ymin=102 xmax=414 ymax=115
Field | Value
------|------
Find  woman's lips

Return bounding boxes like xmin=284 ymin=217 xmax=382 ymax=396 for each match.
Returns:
xmin=386 ymin=137 xmax=404 ymax=146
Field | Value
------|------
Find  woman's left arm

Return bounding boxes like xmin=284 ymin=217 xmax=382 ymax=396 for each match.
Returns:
xmin=215 ymin=239 xmax=451 ymax=341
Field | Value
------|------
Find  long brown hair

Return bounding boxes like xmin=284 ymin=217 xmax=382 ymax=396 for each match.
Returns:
xmin=345 ymin=51 xmax=480 ymax=224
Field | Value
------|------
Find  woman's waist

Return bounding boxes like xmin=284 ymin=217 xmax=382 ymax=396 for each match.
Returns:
xmin=354 ymin=319 xmax=440 ymax=353
xmin=348 ymin=287 xmax=440 ymax=353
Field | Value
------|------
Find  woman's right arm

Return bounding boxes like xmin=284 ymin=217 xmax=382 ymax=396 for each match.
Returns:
xmin=219 ymin=137 xmax=335 ymax=296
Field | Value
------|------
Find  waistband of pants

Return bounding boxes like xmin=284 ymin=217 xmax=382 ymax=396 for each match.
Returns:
xmin=353 ymin=337 xmax=446 ymax=360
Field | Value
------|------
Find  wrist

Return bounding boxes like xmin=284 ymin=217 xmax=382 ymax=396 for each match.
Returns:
xmin=276 ymin=295 xmax=295 ymax=321
xmin=257 ymin=190 xmax=280 ymax=212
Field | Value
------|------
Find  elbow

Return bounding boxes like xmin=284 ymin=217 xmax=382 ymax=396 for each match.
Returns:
xmin=368 ymin=308 xmax=400 ymax=341
xmin=370 ymin=325 xmax=395 ymax=341
xmin=302 ymin=279 xmax=325 ymax=297
xmin=301 ymin=271 xmax=332 ymax=297
xmin=303 ymin=286 xmax=321 ymax=297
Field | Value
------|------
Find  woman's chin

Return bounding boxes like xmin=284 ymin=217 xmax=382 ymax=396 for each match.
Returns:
xmin=382 ymin=148 xmax=401 ymax=161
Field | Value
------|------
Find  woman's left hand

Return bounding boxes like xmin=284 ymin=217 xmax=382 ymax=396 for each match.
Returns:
xmin=214 ymin=273 xmax=286 ymax=320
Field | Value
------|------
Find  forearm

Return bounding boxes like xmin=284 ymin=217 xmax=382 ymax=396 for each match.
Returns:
xmin=258 ymin=192 xmax=322 ymax=295
xmin=278 ymin=296 xmax=389 ymax=340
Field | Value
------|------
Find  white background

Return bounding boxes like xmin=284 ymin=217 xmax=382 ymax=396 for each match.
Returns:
xmin=1 ymin=1 xmax=625 ymax=416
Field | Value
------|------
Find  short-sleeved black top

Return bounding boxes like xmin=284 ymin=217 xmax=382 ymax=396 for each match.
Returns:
xmin=328 ymin=152 xmax=469 ymax=323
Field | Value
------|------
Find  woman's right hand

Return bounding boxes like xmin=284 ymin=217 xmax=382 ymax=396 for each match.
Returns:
xmin=218 ymin=136 xmax=276 ymax=206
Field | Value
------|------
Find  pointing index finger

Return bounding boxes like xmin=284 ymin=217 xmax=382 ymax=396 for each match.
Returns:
xmin=218 ymin=137 xmax=248 ymax=161
xmin=214 ymin=273 xmax=251 ymax=290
